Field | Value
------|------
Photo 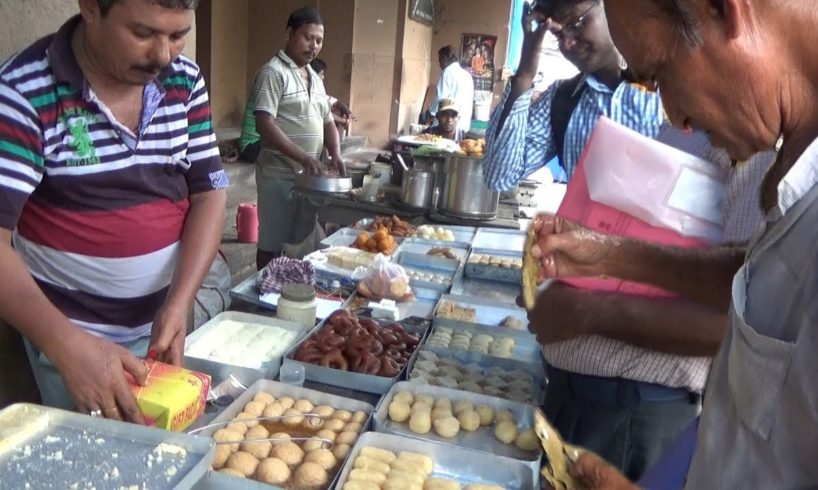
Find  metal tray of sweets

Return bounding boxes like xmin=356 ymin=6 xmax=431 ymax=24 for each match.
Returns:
xmin=282 ymin=314 xmax=431 ymax=395
xmin=394 ymin=252 xmax=460 ymax=293
xmin=406 ymin=349 xmax=545 ymax=405
xmin=184 ymin=312 xmax=308 ymax=387
xmin=403 ymin=224 xmax=477 ymax=249
xmin=321 ymin=227 xmax=405 ymax=251
xmin=193 ymin=470 xmax=281 ymax=489
xmin=394 ymin=240 xmax=469 ymax=263
xmin=471 ymin=227 xmax=528 ymax=254
xmin=0 ymin=403 xmax=214 ymax=490
xmin=334 ymin=431 xmax=537 ymax=490
xmin=194 ymin=379 xmax=376 ymax=490
xmin=374 ymin=382 xmax=542 ymax=471
xmin=346 ymin=287 xmax=441 ymax=321
xmin=425 ymin=319 xmax=541 ymax=365
xmin=450 ymin=272 xmax=521 ymax=306
xmin=433 ymin=293 xmax=529 ymax=332
xmin=464 ymin=248 xmax=524 ymax=285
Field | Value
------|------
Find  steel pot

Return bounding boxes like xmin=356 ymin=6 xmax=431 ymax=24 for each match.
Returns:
xmin=401 ymin=169 xmax=435 ymax=209
xmin=440 ymin=154 xmax=499 ymax=219
xmin=413 ymin=154 xmax=447 ymax=209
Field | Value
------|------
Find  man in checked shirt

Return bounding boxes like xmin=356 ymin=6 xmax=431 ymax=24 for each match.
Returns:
xmin=485 ymin=0 xmax=774 ymax=480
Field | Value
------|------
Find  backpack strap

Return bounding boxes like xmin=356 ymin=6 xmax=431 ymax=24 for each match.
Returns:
xmin=550 ymin=73 xmax=588 ymax=173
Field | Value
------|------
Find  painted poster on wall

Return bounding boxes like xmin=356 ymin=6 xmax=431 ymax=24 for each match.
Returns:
xmin=460 ymin=33 xmax=497 ymax=91
xmin=409 ymin=0 xmax=434 ymax=26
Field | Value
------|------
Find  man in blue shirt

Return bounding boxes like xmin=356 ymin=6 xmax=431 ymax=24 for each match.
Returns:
xmin=483 ymin=0 xmax=664 ymax=191
xmin=483 ymin=0 xmax=706 ymax=481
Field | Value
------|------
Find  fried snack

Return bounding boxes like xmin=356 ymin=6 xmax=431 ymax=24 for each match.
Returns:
xmin=333 ymin=443 xmax=352 ymax=460
xmin=522 ymin=226 xmax=539 ymax=311
xmin=225 ymin=451 xmax=259 ymax=477
xmin=252 ymin=392 xmax=276 ymax=405
xmin=304 ymin=448 xmax=337 ymax=470
xmin=294 ymin=461 xmax=329 ymax=487
xmin=534 ymin=408 xmax=584 ymax=490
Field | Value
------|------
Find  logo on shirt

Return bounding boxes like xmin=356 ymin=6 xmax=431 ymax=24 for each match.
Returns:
xmin=62 ymin=108 xmax=100 ymax=167
xmin=209 ymin=170 xmax=229 ymax=190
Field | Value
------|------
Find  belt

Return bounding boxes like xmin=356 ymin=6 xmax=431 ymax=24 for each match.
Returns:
xmin=547 ymin=366 xmax=699 ymax=408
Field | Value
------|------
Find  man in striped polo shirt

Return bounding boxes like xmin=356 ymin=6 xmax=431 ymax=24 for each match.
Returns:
xmin=240 ymin=7 xmax=346 ymax=269
xmin=0 ymin=0 xmax=227 ymax=422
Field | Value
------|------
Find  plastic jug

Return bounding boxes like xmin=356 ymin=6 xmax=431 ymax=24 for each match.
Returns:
xmin=236 ymin=203 xmax=258 ymax=243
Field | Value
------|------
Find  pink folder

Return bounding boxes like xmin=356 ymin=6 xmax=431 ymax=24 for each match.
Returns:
xmin=555 ymin=128 xmax=711 ymax=298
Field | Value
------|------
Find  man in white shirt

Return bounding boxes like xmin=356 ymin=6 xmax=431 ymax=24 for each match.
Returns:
xmin=428 ymin=45 xmax=474 ymax=133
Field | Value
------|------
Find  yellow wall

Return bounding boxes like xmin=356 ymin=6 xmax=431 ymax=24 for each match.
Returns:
xmin=207 ymin=0 xmax=248 ymax=129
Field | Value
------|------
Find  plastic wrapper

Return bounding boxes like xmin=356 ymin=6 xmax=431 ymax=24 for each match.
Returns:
xmin=357 ymin=256 xmax=414 ymax=301
xmin=126 ymin=360 xmax=210 ymax=432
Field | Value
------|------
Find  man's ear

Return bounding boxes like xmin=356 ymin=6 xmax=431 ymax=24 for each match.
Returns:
xmin=708 ymin=0 xmax=743 ymax=40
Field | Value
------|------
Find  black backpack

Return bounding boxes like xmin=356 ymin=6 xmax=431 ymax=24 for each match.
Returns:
xmin=549 ymin=73 xmax=588 ymax=173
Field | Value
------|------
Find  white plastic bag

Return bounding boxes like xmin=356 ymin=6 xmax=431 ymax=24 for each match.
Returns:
xmin=357 ymin=256 xmax=413 ymax=301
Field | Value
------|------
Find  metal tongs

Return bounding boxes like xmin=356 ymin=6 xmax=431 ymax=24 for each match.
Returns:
xmin=188 ymin=413 xmax=335 ymax=447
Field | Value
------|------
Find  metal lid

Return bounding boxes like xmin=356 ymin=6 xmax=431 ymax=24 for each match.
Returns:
xmin=281 ymin=283 xmax=316 ymax=302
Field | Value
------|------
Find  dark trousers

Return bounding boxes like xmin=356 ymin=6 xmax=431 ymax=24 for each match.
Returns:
xmin=544 ymin=367 xmax=700 ymax=481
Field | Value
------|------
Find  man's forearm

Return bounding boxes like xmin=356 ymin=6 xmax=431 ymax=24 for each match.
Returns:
xmin=603 ymin=242 xmax=745 ymax=310
xmin=0 ymin=232 xmax=83 ymax=360
xmin=324 ymin=121 xmax=342 ymax=160
xmin=594 ymin=292 xmax=728 ymax=357
xmin=256 ymin=114 xmax=310 ymax=166
xmin=162 ymin=190 xmax=226 ymax=313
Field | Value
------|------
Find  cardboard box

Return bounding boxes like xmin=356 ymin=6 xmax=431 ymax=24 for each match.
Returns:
xmin=128 ymin=360 xmax=210 ymax=432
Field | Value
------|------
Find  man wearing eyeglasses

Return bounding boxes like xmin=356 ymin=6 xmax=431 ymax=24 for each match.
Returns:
xmin=483 ymin=0 xmax=694 ymax=481
xmin=483 ymin=0 xmax=664 ymax=191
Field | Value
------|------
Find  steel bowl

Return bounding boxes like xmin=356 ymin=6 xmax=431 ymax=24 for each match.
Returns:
xmin=294 ymin=174 xmax=353 ymax=193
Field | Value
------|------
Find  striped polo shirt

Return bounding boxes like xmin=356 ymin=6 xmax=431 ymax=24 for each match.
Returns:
xmin=243 ymin=50 xmax=332 ymax=170
xmin=0 ymin=17 xmax=227 ymax=343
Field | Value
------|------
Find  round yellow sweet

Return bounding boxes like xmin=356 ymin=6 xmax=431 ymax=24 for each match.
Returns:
xmin=409 ymin=411 xmax=432 ymax=434
xmin=213 ymin=428 xmax=243 ymax=452
xmin=256 ymin=457 xmax=291 ymax=485
xmin=495 ymin=410 xmax=515 ymax=425
xmin=433 ymin=415 xmax=461 ymax=438
xmin=333 ymin=409 xmax=353 ymax=422
xmin=278 ymin=396 xmax=296 ymax=409
xmin=313 ymin=405 xmax=335 ymax=418
xmin=293 ymin=398 xmax=315 ymax=413
xmin=225 ymin=451 xmax=259 ymax=477
xmin=235 ymin=411 xmax=259 ymax=428
xmin=304 ymin=448 xmax=337 ymax=470
xmin=351 ymin=410 xmax=368 ymax=423
xmin=269 ymin=432 xmax=292 ymax=445
xmin=294 ymin=461 xmax=329 ymax=487
xmin=282 ymin=408 xmax=305 ymax=426
xmin=245 ymin=425 xmax=269 ymax=440
xmin=263 ymin=403 xmax=286 ymax=418
xmin=415 ymin=394 xmax=435 ymax=407
xmin=457 ymin=410 xmax=481 ymax=432
xmin=213 ymin=444 xmax=231 ymax=470
xmin=240 ymin=439 xmax=272 ymax=460
xmin=392 ymin=391 xmax=414 ymax=405
xmin=515 ymin=429 xmax=539 ymax=451
xmin=431 ymin=407 xmax=452 ymax=421
xmin=225 ymin=421 xmax=248 ymax=435
xmin=410 ymin=402 xmax=432 ymax=414
xmin=494 ymin=421 xmax=518 ymax=445
xmin=344 ymin=422 xmax=363 ymax=433
xmin=253 ymin=392 xmax=276 ymax=405
xmin=433 ymin=397 xmax=453 ymax=411
xmin=475 ymin=405 xmax=495 ymax=426
xmin=316 ymin=429 xmax=337 ymax=443
xmin=452 ymin=400 xmax=473 ymax=416
xmin=243 ymin=400 xmax=266 ymax=417
xmin=271 ymin=441 xmax=304 ymax=466
xmin=336 ymin=430 xmax=359 ymax=446
xmin=332 ymin=443 xmax=352 ymax=460
xmin=322 ymin=418 xmax=347 ymax=433
xmin=388 ymin=401 xmax=412 ymax=423
xmin=301 ymin=437 xmax=328 ymax=453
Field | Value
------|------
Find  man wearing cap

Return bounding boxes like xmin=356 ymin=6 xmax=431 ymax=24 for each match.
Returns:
xmin=428 ymin=45 xmax=474 ymax=133
xmin=422 ymin=98 xmax=465 ymax=142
